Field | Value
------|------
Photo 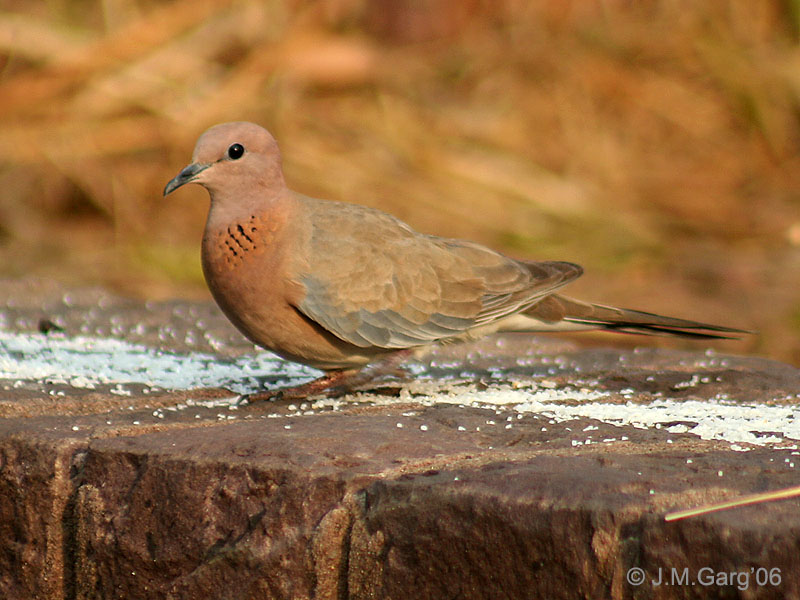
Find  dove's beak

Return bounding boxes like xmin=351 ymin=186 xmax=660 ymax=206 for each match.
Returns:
xmin=163 ymin=162 xmax=211 ymax=196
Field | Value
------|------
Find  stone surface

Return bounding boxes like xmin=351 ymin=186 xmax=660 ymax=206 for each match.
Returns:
xmin=1 ymin=278 xmax=800 ymax=599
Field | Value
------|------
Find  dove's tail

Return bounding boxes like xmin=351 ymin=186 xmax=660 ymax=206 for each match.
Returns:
xmin=519 ymin=295 xmax=750 ymax=339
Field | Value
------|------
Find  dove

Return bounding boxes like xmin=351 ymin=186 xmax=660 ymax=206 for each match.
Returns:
xmin=164 ymin=122 xmax=746 ymax=400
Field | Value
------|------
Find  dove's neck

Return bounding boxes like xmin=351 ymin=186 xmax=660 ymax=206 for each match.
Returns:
xmin=204 ymin=180 xmax=293 ymax=231
xmin=201 ymin=184 xmax=301 ymax=270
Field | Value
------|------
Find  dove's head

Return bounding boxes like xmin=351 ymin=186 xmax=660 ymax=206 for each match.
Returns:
xmin=164 ymin=122 xmax=285 ymax=199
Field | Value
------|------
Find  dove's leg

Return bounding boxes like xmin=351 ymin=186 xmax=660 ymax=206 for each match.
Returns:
xmin=241 ymin=349 xmax=414 ymax=403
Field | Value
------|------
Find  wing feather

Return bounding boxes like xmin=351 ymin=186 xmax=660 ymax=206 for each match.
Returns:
xmin=294 ymin=198 xmax=582 ymax=348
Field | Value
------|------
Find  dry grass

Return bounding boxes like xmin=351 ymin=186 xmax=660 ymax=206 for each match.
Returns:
xmin=1 ymin=0 xmax=799 ymax=362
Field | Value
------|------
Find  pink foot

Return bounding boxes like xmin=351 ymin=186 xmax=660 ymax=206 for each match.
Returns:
xmin=240 ymin=350 xmax=415 ymax=403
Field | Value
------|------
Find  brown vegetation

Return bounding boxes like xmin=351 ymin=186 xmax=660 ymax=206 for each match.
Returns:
xmin=1 ymin=0 xmax=798 ymax=362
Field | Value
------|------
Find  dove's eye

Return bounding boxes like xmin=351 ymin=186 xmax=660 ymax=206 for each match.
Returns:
xmin=227 ymin=143 xmax=245 ymax=160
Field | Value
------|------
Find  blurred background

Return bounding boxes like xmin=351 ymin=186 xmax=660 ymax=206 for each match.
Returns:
xmin=0 ymin=0 xmax=798 ymax=363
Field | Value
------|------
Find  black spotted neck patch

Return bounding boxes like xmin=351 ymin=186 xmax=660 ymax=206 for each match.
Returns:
xmin=214 ymin=213 xmax=275 ymax=269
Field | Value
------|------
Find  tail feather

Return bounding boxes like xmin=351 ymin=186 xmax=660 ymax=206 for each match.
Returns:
xmin=533 ymin=295 xmax=750 ymax=340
